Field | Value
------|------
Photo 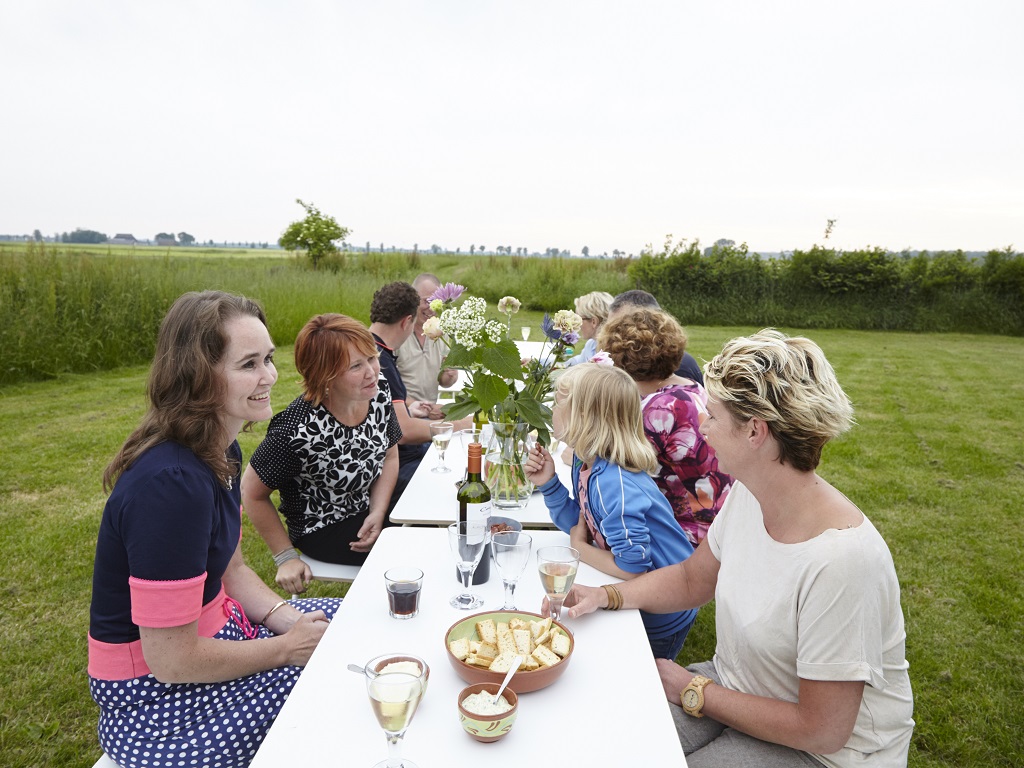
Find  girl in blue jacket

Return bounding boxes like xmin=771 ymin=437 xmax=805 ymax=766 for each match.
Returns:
xmin=525 ymin=362 xmax=697 ymax=659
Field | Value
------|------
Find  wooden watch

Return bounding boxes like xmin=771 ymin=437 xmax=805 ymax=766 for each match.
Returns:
xmin=680 ymin=675 xmax=714 ymax=718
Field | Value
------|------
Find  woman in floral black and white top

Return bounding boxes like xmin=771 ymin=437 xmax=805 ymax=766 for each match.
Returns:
xmin=242 ymin=314 xmax=401 ymax=595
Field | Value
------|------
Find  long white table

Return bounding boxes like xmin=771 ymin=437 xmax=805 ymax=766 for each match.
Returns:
xmin=389 ymin=433 xmax=572 ymax=528
xmin=250 ymin=527 xmax=686 ymax=766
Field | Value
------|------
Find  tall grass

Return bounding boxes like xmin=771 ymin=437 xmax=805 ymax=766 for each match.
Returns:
xmin=0 ymin=245 xmax=633 ymax=385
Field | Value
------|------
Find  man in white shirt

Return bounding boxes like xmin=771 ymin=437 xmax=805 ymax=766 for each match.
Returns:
xmin=396 ymin=273 xmax=458 ymax=419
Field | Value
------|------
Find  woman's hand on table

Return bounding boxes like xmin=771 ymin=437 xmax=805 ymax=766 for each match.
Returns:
xmin=525 ymin=443 xmax=556 ymax=486
xmin=275 ymin=558 xmax=312 ymax=595
xmin=656 ymin=658 xmax=694 ymax=704
xmin=542 ymin=583 xmax=606 ymax=619
xmin=282 ymin=610 xmax=330 ymax=667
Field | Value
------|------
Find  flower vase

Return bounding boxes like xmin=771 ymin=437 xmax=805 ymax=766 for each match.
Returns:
xmin=484 ymin=419 xmax=534 ymax=510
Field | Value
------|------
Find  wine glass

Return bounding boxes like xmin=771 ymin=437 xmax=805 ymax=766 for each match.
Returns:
xmin=448 ymin=521 xmax=488 ymax=610
xmin=364 ymin=653 xmax=427 ymax=768
xmin=428 ymin=421 xmax=453 ymax=474
xmin=520 ymin=326 xmax=531 ymax=341
xmin=537 ymin=545 xmax=580 ymax=621
xmin=491 ymin=531 xmax=533 ymax=610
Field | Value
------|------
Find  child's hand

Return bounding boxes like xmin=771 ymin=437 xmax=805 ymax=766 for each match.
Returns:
xmin=570 ymin=510 xmax=592 ymax=549
xmin=525 ymin=443 xmax=556 ymax=487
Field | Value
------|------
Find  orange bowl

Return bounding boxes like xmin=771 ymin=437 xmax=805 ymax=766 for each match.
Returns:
xmin=443 ymin=610 xmax=573 ymax=693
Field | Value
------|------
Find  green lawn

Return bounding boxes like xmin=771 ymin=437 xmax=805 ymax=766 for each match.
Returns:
xmin=1 ymin=326 xmax=1021 ymax=767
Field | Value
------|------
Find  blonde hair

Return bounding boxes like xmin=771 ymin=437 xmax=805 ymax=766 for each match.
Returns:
xmin=573 ymin=291 xmax=614 ymax=323
xmin=555 ymin=365 xmax=659 ymax=475
xmin=703 ymin=328 xmax=854 ymax=472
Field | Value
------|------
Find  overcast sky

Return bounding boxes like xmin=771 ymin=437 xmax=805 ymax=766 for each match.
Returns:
xmin=2 ymin=1 xmax=1021 ymax=255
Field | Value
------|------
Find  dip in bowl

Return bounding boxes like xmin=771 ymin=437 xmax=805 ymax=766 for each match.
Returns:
xmin=457 ymin=682 xmax=519 ymax=743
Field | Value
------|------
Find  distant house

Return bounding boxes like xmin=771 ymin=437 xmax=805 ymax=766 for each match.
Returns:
xmin=155 ymin=234 xmax=178 ymax=246
xmin=109 ymin=233 xmax=138 ymax=245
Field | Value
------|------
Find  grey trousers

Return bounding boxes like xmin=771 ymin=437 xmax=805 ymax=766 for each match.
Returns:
xmin=671 ymin=661 xmax=826 ymax=768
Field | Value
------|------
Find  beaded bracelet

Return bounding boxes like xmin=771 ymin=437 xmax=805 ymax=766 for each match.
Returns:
xmin=273 ymin=547 xmax=300 ymax=567
xmin=601 ymin=584 xmax=623 ymax=611
xmin=260 ymin=600 xmax=288 ymax=625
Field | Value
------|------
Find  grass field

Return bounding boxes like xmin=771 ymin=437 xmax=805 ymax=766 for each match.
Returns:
xmin=1 ymin=321 xmax=1021 ymax=767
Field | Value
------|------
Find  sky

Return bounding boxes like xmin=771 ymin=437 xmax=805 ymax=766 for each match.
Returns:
xmin=2 ymin=1 xmax=1022 ymax=255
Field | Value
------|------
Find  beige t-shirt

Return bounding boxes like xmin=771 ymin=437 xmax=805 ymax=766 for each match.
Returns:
xmin=706 ymin=482 xmax=915 ymax=767
xmin=396 ymin=332 xmax=448 ymax=404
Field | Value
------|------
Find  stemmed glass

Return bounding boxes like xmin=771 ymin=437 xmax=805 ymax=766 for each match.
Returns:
xmin=491 ymin=531 xmax=533 ymax=610
xmin=537 ymin=545 xmax=580 ymax=621
xmin=448 ymin=521 xmax=488 ymax=610
xmin=521 ymin=326 xmax=531 ymax=341
xmin=428 ymin=421 xmax=453 ymax=474
xmin=364 ymin=653 xmax=427 ymax=768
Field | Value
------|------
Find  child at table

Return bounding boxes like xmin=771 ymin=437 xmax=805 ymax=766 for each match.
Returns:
xmin=524 ymin=362 xmax=697 ymax=660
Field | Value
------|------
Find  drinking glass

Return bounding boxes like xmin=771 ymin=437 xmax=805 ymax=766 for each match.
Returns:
xmin=537 ymin=545 xmax=580 ymax=621
xmin=448 ymin=521 xmax=488 ymax=610
xmin=520 ymin=326 xmax=531 ymax=341
xmin=428 ymin=421 xmax=453 ymax=474
xmin=491 ymin=531 xmax=532 ymax=610
xmin=364 ymin=653 xmax=427 ymax=768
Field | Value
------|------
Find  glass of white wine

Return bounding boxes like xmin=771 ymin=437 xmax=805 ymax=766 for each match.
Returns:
xmin=537 ymin=545 xmax=580 ymax=621
xmin=521 ymin=326 xmax=531 ymax=341
xmin=364 ymin=654 xmax=427 ymax=768
xmin=428 ymin=421 xmax=453 ymax=474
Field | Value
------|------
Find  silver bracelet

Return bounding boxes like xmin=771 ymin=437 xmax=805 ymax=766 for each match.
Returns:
xmin=273 ymin=547 xmax=300 ymax=567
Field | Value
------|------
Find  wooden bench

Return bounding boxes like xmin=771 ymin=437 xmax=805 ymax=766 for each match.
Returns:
xmin=290 ymin=554 xmax=360 ymax=598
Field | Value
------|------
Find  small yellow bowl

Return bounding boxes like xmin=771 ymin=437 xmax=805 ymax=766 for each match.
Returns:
xmin=457 ymin=682 xmax=519 ymax=743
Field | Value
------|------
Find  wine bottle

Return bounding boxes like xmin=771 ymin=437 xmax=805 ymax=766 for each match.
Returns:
xmin=457 ymin=442 xmax=491 ymax=584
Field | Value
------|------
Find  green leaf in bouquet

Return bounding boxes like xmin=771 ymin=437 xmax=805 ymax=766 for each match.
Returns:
xmin=441 ymin=342 xmax=481 ymax=370
xmin=473 ymin=372 xmax=511 ymax=413
xmin=481 ymin=339 xmax=525 ymax=380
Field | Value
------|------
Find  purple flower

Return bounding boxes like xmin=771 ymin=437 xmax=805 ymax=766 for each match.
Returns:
xmin=541 ymin=313 xmax=561 ymax=341
xmin=428 ymin=282 xmax=466 ymax=303
xmin=562 ymin=331 xmax=580 ymax=345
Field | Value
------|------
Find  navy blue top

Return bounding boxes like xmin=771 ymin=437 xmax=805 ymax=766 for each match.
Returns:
xmin=374 ymin=333 xmax=428 ymax=470
xmin=89 ymin=441 xmax=242 ymax=644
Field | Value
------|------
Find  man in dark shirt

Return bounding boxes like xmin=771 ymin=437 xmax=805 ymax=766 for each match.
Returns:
xmin=608 ymin=290 xmax=704 ymax=384
xmin=368 ymin=281 xmax=471 ymax=510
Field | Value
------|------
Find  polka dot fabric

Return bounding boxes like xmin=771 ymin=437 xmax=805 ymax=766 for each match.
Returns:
xmin=90 ymin=597 xmax=340 ymax=768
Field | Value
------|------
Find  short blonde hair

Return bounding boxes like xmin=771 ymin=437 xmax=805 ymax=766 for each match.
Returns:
xmin=599 ymin=308 xmax=688 ymax=381
xmin=573 ymin=291 xmax=614 ymax=324
xmin=703 ymin=329 xmax=854 ymax=472
xmin=555 ymin=365 xmax=659 ymax=475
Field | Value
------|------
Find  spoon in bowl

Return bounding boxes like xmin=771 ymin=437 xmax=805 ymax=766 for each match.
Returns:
xmin=493 ymin=655 xmax=524 ymax=705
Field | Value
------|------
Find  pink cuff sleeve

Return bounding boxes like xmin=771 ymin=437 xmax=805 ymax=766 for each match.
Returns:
xmin=130 ymin=573 xmax=207 ymax=628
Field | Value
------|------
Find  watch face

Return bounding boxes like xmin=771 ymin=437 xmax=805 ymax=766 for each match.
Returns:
xmin=682 ymin=689 xmax=699 ymax=708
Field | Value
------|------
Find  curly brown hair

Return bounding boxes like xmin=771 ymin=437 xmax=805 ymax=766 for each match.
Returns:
xmin=370 ymin=281 xmax=419 ymax=325
xmin=598 ymin=308 xmax=688 ymax=382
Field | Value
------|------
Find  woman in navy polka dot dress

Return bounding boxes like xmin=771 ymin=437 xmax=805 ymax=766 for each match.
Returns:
xmin=88 ymin=291 xmax=342 ymax=768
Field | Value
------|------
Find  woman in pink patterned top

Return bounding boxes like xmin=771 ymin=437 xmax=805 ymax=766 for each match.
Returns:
xmin=600 ymin=308 xmax=733 ymax=545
